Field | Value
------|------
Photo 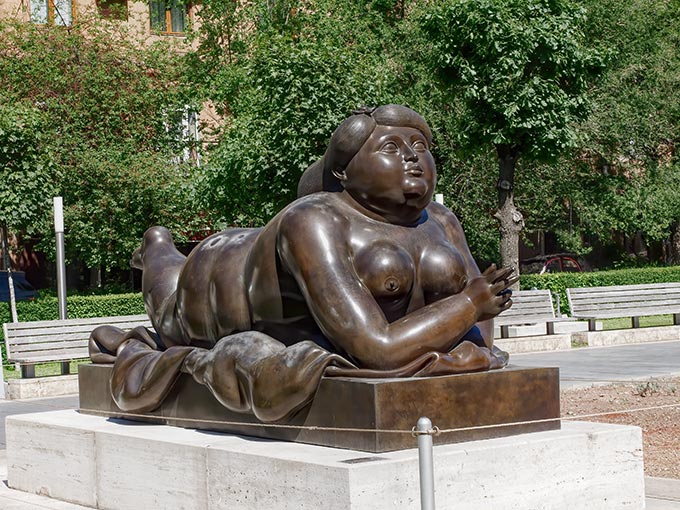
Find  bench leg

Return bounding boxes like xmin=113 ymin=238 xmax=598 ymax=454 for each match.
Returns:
xmin=546 ymin=322 xmax=555 ymax=335
xmin=500 ymin=325 xmax=509 ymax=339
xmin=588 ymin=319 xmax=597 ymax=332
xmin=21 ymin=365 xmax=35 ymax=378
xmin=674 ymin=313 xmax=680 ymax=326
xmin=632 ymin=317 xmax=640 ymax=329
xmin=60 ymin=362 xmax=71 ymax=376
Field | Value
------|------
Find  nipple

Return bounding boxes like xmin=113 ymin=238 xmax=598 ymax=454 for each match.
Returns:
xmin=385 ymin=277 xmax=400 ymax=292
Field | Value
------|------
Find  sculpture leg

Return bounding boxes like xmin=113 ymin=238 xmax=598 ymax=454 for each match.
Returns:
xmin=132 ymin=226 xmax=189 ymax=346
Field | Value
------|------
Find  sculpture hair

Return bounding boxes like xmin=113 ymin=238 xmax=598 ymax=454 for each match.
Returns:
xmin=297 ymin=105 xmax=433 ymax=197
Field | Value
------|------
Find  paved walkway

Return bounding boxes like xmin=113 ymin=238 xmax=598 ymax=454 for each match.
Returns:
xmin=512 ymin=340 xmax=680 ymax=388
xmin=1 ymin=341 xmax=680 ymax=508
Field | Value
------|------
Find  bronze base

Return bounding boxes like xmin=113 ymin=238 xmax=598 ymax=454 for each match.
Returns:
xmin=79 ymin=364 xmax=560 ymax=452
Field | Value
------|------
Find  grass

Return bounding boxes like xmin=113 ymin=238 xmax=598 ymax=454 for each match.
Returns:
xmin=600 ymin=314 xmax=675 ymax=330
xmin=3 ymin=359 xmax=89 ymax=380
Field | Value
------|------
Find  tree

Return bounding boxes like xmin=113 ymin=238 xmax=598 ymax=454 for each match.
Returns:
xmin=573 ymin=0 xmax=680 ymax=264
xmin=0 ymin=101 xmax=56 ymax=317
xmin=422 ymin=0 xmax=605 ymax=278
xmin=186 ymin=0 xmax=404 ymax=226
xmin=0 ymin=18 xmax=205 ymax=275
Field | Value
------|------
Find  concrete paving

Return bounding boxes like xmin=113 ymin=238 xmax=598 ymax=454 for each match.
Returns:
xmin=0 ymin=342 xmax=679 ymax=508
xmin=0 ymin=394 xmax=78 ymax=448
xmin=512 ymin=339 xmax=680 ymax=388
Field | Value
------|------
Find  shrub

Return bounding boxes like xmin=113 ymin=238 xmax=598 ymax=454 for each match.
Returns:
xmin=0 ymin=293 xmax=145 ymax=364
xmin=521 ymin=266 xmax=680 ymax=314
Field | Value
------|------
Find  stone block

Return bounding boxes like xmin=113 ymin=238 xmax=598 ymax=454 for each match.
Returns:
xmin=573 ymin=325 xmax=680 ymax=347
xmin=6 ymin=411 xmax=108 ymax=507
xmin=495 ymin=334 xmax=572 ymax=353
xmin=95 ymin=424 xmax=210 ymax=510
xmin=5 ymin=411 xmax=646 ymax=510
xmin=6 ymin=375 xmax=78 ymax=400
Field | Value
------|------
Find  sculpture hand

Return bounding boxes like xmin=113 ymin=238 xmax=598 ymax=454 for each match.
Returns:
xmin=463 ymin=265 xmax=518 ymax=322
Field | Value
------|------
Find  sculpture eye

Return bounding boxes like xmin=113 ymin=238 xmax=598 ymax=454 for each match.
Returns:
xmin=412 ymin=140 xmax=428 ymax=152
xmin=380 ymin=141 xmax=399 ymax=153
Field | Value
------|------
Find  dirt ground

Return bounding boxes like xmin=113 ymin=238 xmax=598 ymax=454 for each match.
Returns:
xmin=561 ymin=376 xmax=680 ymax=479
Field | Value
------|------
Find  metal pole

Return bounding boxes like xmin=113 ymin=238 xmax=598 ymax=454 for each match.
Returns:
xmin=54 ymin=197 xmax=67 ymax=320
xmin=417 ymin=416 xmax=436 ymax=510
xmin=1 ymin=224 xmax=18 ymax=323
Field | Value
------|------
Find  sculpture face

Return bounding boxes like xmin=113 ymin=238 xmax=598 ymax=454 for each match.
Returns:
xmin=338 ymin=126 xmax=436 ymax=225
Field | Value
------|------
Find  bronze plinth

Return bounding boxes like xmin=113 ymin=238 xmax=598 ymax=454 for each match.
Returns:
xmin=79 ymin=364 xmax=559 ymax=452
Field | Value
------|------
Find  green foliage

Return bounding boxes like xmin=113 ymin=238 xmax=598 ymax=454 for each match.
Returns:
xmin=579 ymin=0 xmax=680 ymax=159
xmin=544 ymin=0 xmax=680 ymax=251
xmin=434 ymin=148 xmax=502 ymax=264
xmin=188 ymin=0 xmax=401 ymax=225
xmin=0 ymin=101 xmax=56 ymax=234
xmin=0 ymin=19 xmax=205 ymax=270
xmin=421 ymin=0 xmax=606 ymax=160
xmin=63 ymin=148 xmax=202 ymax=270
xmin=521 ymin=266 xmax=680 ymax=313
xmin=0 ymin=293 xmax=145 ymax=325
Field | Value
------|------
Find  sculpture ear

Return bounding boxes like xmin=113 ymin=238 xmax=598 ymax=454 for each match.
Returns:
xmin=332 ymin=167 xmax=347 ymax=181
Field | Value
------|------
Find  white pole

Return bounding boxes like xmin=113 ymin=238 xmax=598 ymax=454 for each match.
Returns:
xmin=53 ymin=197 xmax=67 ymax=320
xmin=417 ymin=416 xmax=436 ymax=510
xmin=435 ymin=193 xmax=444 ymax=205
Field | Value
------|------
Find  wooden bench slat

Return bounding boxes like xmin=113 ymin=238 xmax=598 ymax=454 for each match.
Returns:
xmin=6 ymin=322 xmax=152 ymax=340
xmin=570 ymin=306 xmax=680 ymax=319
xmin=568 ymin=291 xmax=680 ymax=303
xmin=567 ymin=283 xmax=680 ymax=323
xmin=493 ymin=290 xmax=562 ymax=336
xmin=3 ymin=315 xmax=154 ymax=374
xmin=568 ymin=283 xmax=680 ymax=294
xmin=11 ymin=346 xmax=90 ymax=357
xmin=11 ymin=352 xmax=90 ymax=364
xmin=3 ymin=314 xmax=150 ymax=331
xmin=570 ymin=302 xmax=680 ymax=313
xmin=10 ymin=339 xmax=92 ymax=352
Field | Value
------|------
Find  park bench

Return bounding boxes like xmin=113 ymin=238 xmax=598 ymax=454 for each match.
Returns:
xmin=3 ymin=314 xmax=152 ymax=378
xmin=494 ymin=289 xmax=568 ymax=338
xmin=567 ymin=282 xmax=680 ymax=331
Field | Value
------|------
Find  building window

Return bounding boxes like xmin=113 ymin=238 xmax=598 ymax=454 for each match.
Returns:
xmin=30 ymin=0 xmax=74 ymax=25
xmin=166 ymin=108 xmax=201 ymax=165
xmin=96 ymin=0 xmax=127 ymax=20
xmin=150 ymin=0 xmax=187 ymax=35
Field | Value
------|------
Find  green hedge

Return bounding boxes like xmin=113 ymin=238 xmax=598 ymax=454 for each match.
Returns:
xmin=520 ymin=266 xmax=680 ymax=314
xmin=0 ymin=293 xmax=145 ymax=364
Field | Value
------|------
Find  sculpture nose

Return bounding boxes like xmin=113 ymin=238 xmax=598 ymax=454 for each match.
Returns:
xmin=404 ymin=145 xmax=419 ymax=163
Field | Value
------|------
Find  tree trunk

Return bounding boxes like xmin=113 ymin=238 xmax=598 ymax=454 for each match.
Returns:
xmin=669 ymin=222 xmax=680 ymax=265
xmin=1 ymin=224 xmax=18 ymax=323
xmin=493 ymin=144 xmax=524 ymax=289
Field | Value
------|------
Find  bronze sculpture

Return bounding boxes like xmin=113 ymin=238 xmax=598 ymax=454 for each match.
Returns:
xmin=89 ymin=104 xmax=517 ymax=424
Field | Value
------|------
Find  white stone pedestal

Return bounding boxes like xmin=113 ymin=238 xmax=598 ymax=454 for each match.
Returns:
xmin=5 ymin=410 xmax=645 ymax=510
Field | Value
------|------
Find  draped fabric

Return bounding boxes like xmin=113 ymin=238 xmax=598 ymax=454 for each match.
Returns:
xmin=89 ymin=325 xmax=507 ymax=423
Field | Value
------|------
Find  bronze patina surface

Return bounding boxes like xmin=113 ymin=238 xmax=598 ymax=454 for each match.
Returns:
xmin=88 ymin=105 xmax=521 ymax=424
xmin=79 ymin=363 xmax=559 ymax=453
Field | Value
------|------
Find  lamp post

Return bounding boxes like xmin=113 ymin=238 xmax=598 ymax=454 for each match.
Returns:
xmin=54 ymin=197 xmax=67 ymax=321
xmin=54 ymin=197 xmax=70 ymax=375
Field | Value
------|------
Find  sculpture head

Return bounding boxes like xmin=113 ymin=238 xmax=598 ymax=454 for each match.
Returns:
xmin=297 ymin=105 xmax=436 ymax=224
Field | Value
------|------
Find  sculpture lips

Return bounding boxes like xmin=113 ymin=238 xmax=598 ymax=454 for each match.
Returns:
xmin=405 ymin=165 xmax=423 ymax=177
